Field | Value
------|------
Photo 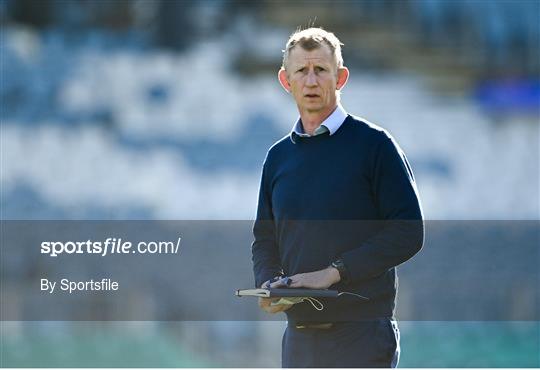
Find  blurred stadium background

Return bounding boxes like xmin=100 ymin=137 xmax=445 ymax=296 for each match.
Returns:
xmin=1 ymin=0 xmax=539 ymax=367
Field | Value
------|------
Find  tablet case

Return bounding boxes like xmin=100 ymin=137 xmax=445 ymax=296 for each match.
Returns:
xmin=235 ymin=288 xmax=339 ymax=298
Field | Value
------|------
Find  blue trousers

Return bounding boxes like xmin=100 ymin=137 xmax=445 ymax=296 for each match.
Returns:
xmin=282 ymin=319 xmax=400 ymax=368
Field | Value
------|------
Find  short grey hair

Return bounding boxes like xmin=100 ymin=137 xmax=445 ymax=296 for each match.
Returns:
xmin=282 ymin=27 xmax=344 ymax=71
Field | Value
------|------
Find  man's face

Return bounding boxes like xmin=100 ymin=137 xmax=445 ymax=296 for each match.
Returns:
xmin=281 ymin=44 xmax=345 ymax=115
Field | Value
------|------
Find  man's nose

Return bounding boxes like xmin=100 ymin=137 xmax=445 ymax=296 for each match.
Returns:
xmin=305 ymin=70 xmax=317 ymax=86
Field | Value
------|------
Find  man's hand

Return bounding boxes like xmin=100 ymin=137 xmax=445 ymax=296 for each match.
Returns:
xmin=258 ymin=297 xmax=293 ymax=314
xmin=256 ymin=267 xmax=340 ymax=313
xmin=258 ymin=278 xmax=293 ymax=314
xmin=288 ymin=266 xmax=341 ymax=289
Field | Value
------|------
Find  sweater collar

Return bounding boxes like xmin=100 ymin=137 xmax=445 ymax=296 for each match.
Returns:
xmin=290 ymin=104 xmax=348 ymax=144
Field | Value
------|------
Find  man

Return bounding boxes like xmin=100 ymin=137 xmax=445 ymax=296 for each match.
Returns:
xmin=252 ymin=27 xmax=424 ymax=368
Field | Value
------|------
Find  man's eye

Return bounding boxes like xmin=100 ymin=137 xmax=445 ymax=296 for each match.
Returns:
xmin=296 ymin=67 xmax=306 ymax=73
xmin=315 ymin=66 xmax=325 ymax=72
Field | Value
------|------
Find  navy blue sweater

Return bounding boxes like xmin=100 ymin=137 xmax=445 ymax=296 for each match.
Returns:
xmin=252 ymin=115 xmax=424 ymax=323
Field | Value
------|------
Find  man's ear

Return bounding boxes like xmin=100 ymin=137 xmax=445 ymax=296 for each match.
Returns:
xmin=278 ymin=68 xmax=291 ymax=92
xmin=336 ymin=67 xmax=349 ymax=90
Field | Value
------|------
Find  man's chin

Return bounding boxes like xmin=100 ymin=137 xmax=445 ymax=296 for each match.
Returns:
xmin=301 ymin=103 xmax=324 ymax=113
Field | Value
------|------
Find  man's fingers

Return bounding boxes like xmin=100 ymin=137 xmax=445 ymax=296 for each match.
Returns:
xmin=258 ymin=297 xmax=293 ymax=313
xmin=261 ymin=303 xmax=291 ymax=314
xmin=259 ymin=297 xmax=278 ymax=306
xmin=269 ymin=276 xmax=293 ymax=288
xmin=288 ymin=280 xmax=302 ymax=288
xmin=268 ymin=302 xmax=293 ymax=313
xmin=266 ymin=304 xmax=291 ymax=313
xmin=269 ymin=281 xmax=286 ymax=288
xmin=287 ymin=274 xmax=304 ymax=288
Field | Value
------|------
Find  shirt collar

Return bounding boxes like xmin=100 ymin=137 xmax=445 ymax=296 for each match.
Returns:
xmin=290 ymin=104 xmax=348 ymax=143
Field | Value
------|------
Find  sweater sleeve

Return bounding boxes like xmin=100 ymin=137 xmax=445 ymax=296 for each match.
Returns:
xmin=341 ymin=137 xmax=424 ymax=282
xmin=251 ymin=157 xmax=283 ymax=288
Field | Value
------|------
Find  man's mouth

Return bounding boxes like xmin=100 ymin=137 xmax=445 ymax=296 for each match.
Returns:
xmin=304 ymin=94 xmax=319 ymax=98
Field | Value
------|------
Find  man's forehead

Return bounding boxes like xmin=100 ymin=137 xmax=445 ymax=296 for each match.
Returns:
xmin=289 ymin=51 xmax=333 ymax=65
xmin=290 ymin=45 xmax=331 ymax=56
xmin=289 ymin=43 xmax=333 ymax=58
xmin=293 ymin=56 xmax=327 ymax=63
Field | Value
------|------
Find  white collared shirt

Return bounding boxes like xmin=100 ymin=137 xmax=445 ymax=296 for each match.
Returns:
xmin=290 ymin=104 xmax=348 ymax=143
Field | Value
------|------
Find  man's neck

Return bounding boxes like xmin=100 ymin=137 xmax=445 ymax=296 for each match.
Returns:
xmin=299 ymin=105 xmax=338 ymax=136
